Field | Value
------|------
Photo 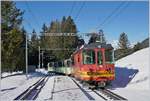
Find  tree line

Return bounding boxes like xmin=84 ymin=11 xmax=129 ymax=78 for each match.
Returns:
xmin=31 ymin=16 xmax=84 ymax=68
xmin=1 ymin=1 xmax=84 ymax=72
xmin=115 ymin=33 xmax=149 ymax=60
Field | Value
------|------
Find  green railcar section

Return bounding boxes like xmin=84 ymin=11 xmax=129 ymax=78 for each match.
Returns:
xmin=48 ymin=59 xmax=72 ymax=75
xmin=48 ymin=66 xmax=72 ymax=75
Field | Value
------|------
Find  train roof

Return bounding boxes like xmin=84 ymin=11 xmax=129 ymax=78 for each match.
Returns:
xmin=83 ymin=42 xmax=113 ymax=49
xmin=72 ymin=42 xmax=113 ymax=56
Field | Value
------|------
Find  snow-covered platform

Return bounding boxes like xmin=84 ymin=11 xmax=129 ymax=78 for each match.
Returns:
xmin=37 ymin=76 xmax=90 ymax=101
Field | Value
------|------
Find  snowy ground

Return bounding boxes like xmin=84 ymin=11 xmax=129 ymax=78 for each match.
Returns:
xmin=112 ymin=47 xmax=150 ymax=90
xmin=37 ymin=76 xmax=108 ymax=101
xmin=110 ymin=47 xmax=150 ymax=101
xmin=37 ymin=76 xmax=90 ymax=101
xmin=113 ymin=88 xmax=150 ymax=101
xmin=0 ymin=72 xmax=46 ymax=101
xmin=1 ymin=71 xmax=23 ymax=78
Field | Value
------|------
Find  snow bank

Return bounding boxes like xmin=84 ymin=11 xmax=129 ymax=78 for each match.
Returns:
xmin=36 ymin=68 xmax=48 ymax=75
xmin=112 ymin=47 xmax=150 ymax=90
xmin=2 ymin=71 xmax=23 ymax=78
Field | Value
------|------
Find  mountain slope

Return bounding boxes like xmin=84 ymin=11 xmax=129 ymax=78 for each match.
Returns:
xmin=112 ymin=47 xmax=150 ymax=89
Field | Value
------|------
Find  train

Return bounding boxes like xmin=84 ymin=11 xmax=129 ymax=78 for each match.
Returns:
xmin=48 ymin=59 xmax=73 ymax=75
xmin=48 ymin=42 xmax=115 ymax=87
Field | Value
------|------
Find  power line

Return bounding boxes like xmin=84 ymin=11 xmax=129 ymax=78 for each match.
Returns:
xmin=101 ymin=1 xmax=130 ymax=29
xmin=68 ymin=1 xmax=76 ymax=16
xmin=74 ymin=1 xmax=86 ymax=21
xmin=95 ymin=1 xmax=128 ymax=30
xmin=62 ymin=1 xmax=85 ymax=33
xmin=25 ymin=1 xmax=41 ymax=30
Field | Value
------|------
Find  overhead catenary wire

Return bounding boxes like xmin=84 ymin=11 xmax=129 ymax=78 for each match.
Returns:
xmin=100 ymin=1 xmax=130 ymax=29
xmin=25 ymin=1 xmax=41 ymax=30
xmin=68 ymin=1 xmax=76 ymax=16
xmin=74 ymin=1 xmax=86 ymax=21
xmin=62 ymin=1 xmax=86 ymax=33
xmin=95 ymin=1 xmax=130 ymax=30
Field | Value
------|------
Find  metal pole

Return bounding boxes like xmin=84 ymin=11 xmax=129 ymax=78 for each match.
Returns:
xmin=38 ymin=46 xmax=40 ymax=69
xmin=42 ymin=51 xmax=44 ymax=68
xmin=112 ymin=49 xmax=115 ymax=64
xmin=26 ymin=33 xmax=28 ymax=79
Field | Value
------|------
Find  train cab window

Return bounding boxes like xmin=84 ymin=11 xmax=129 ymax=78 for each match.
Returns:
xmin=98 ymin=51 xmax=103 ymax=65
xmin=105 ymin=49 xmax=113 ymax=64
xmin=83 ymin=50 xmax=95 ymax=64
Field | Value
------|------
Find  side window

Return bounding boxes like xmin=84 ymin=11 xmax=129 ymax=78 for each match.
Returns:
xmin=105 ymin=49 xmax=113 ymax=64
xmin=98 ymin=51 xmax=103 ymax=65
xmin=83 ymin=50 xmax=95 ymax=64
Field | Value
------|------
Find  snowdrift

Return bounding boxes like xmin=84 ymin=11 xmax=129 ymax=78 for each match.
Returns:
xmin=112 ymin=47 xmax=150 ymax=89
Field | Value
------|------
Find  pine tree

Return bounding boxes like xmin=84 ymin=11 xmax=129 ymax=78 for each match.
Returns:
xmin=115 ymin=32 xmax=131 ymax=60
xmin=39 ymin=16 xmax=79 ymax=62
xmin=41 ymin=23 xmax=48 ymax=33
xmin=133 ymin=42 xmax=141 ymax=52
xmin=1 ymin=1 xmax=24 ymax=33
xmin=1 ymin=1 xmax=24 ymax=72
xmin=118 ymin=32 xmax=130 ymax=49
xmin=61 ymin=16 xmax=66 ymax=33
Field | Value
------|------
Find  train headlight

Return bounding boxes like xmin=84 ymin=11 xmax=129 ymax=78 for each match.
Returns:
xmin=99 ymin=65 xmax=103 ymax=68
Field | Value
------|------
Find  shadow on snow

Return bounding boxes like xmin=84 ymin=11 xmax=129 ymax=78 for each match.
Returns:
xmin=1 ymin=87 xmax=17 ymax=92
xmin=110 ymin=67 xmax=139 ymax=89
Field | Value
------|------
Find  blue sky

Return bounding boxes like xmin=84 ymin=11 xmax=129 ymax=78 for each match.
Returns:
xmin=15 ymin=1 xmax=149 ymax=46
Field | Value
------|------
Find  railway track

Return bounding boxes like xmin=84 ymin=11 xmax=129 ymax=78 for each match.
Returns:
xmin=71 ymin=78 xmax=95 ymax=100
xmin=71 ymin=77 xmax=127 ymax=101
xmin=14 ymin=76 xmax=49 ymax=100
xmin=93 ymin=89 xmax=127 ymax=101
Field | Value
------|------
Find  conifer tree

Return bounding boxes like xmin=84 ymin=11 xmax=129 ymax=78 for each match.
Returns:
xmin=1 ymin=1 xmax=24 ymax=72
xmin=118 ymin=32 xmax=130 ymax=49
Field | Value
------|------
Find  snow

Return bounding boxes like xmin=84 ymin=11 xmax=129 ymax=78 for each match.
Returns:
xmin=1 ymin=71 xmax=23 ymax=78
xmin=112 ymin=47 xmax=150 ymax=90
xmin=37 ymin=76 xmax=90 ymax=101
xmin=36 ymin=76 xmax=55 ymax=100
xmin=1 ymin=72 xmax=46 ymax=101
xmin=110 ymin=47 xmax=150 ymax=101
xmin=36 ymin=68 xmax=48 ymax=75
xmin=112 ymin=89 xmax=150 ymax=101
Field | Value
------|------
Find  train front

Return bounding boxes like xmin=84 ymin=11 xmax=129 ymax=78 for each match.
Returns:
xmin=81 ymin=43 xmax=115 ymax=87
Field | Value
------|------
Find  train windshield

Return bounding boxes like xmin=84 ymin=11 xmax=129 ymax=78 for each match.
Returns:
xmin=105 ymin=49 xmax=114 ymax=64
xmin=83 ymin=50 xmax=95 ymax=64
